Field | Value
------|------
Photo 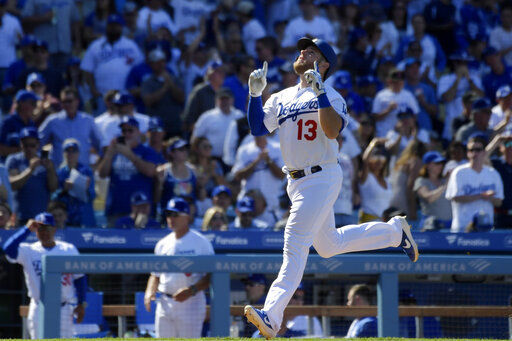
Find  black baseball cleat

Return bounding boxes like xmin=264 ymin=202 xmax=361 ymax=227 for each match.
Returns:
xmin=396 ymin=216 xmax=419 ymax=262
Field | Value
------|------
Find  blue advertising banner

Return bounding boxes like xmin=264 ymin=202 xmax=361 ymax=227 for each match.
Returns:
xmin=0 ymin=229 xmax=511 ymax=252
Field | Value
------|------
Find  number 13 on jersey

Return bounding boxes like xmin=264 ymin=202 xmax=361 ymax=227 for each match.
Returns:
xmin=297 ymin=119 xmax=317 ymax=141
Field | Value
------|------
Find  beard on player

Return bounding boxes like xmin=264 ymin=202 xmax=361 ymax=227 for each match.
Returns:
xmin=293 ymin=56 xmax=314 ymax=75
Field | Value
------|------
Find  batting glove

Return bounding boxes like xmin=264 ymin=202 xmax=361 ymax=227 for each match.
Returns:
xmin=248 ymin=61 xmax=267 ymax=97
xmin=304 ymin=61 xmax=326 ymax=97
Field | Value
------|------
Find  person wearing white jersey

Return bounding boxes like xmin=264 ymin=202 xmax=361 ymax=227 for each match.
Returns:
xmin=2 ymin=212 xmax=87 ymax=339
xmin=446 ymin=134 xmax=504 ymax=232
xmin=243 ymin=37 xmax=419 ymax=339
xmin=144 ymin=197 xmax=214 ymax=338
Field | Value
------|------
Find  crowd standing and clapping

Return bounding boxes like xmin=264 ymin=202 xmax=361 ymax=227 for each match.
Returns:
xmin=0 ymin=0 xmax=509 ymax=233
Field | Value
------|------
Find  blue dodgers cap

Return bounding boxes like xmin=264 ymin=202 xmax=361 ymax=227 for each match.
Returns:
xmin=165 ymin=197 xmax=190 ymax=215
xmin=15 ymin=90 xmax=39 ymax=102
xmin=471 ymin=97 xmax=492 ymax=112
xmin=482 ymin=46 xmax=498 ymax=58
xmin=168 ymin=138 xmax=188 ymax=151
xmin=33 ymin=39 xmax=48 ymax=50
xmin=20 ymin=127 xmax=39 ymax=140
xmin=297 ymin=37 xmax=337 ymax=79
xmin=496 ymin=85 xmax=512 ymax=99
xmin=242 ymin=273 xmax=266 ymax=285
xmin=113 ymin=92 xmax=135 ymax=105
xmin=107 ymin=13 xmax=125 ymax=26
xmin=67 ymin=57 xmax=81 ymax=67
xmin=404 ymin=57 xmax=421 ymax=68
xmin=236 ymin=196 xmax=255 ymax=213
xmin=62 ymin=138 xmax=80 ymax=150
xmin=468 ymin=131 xmax=489 ymax=144
xmin=212 ymin=185 xmax=232 ymax=198
xmin=118 ymin=116 xmax=139 ymax=129
xmin=333 ymin=70 xmax=352 ymax=90
xmin=148 ymin=117 xmax=164 ymax=132
xmin=26 ymin=72 xmax=45 ymax=86
xmin=130 ymin=191 xmax=150 ymax=205
xmin=357 ymin=75 xmax=377 ymax=87
xmin=34 ymin=212 xmax=55 ymax=226
xmin=397 ymin=107 xmax=415 ymax=119
xmin=422 ymin=151 xmax=446 ymax=164
xmin=19 ymin=35 xmax=36 ymax=47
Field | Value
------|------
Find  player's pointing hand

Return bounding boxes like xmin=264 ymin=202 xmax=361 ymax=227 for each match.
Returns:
xmin=249 ymin=61 xmax=268 ymax=97
xmin=304 ymin=60 xmax=325 ymax=97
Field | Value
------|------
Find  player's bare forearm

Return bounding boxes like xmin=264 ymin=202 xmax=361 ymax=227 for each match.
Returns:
xmin=193 ymin=273 xmax=211 ymax=292
xmin=318 ymin=107 xmax=342 ymax=139
xmin=144 ymin=275 xmax=159 ymax=311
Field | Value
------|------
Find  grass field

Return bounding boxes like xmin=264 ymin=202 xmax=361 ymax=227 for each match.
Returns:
xmin=10 ymin=337 xmax=510 ymax=341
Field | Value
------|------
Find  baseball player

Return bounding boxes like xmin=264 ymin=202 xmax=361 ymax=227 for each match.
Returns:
xmin=2 ymin=212 xmax=87 ymax=339
xmin=243 ymin=37 xmax=419 ymax=339
xmin=144 ymin=197 xmax=214 ymax=338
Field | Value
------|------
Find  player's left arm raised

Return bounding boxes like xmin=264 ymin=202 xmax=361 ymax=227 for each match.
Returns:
xmin=304 ymin=61 xmax=343 ymax=139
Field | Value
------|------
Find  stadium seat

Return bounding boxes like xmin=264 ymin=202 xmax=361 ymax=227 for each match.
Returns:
xmin=73 ymin=291 xmax=109 ymax=338
xmin=135 ymin=291 xmax=158 ymax=337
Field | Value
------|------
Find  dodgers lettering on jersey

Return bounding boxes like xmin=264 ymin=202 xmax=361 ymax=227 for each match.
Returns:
xmin=262 ymin=84 xmax=348 ymax=170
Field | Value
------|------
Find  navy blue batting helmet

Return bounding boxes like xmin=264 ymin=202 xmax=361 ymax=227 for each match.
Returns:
xmin=165 ymin=197 xmax=190 ymax=215
xmin=297 ymin=37 xmax=337 ymax=79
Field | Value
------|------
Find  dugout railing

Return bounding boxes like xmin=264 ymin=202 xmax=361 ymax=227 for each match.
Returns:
xmin=37 ymin=254 xmax=512 ymax=338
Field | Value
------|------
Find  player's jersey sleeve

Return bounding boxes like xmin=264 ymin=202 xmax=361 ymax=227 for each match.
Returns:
xmin=262 ymin=94 xmax=280 ymax=133
xmin=326 ymin=87 xmax=349 ymax=131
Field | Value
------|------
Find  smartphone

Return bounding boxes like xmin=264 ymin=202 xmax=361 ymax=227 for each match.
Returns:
xmin=117 ymin=136 xmax=125 ymax=144
xmin=41 ymin=149 xmax=49 ymax=159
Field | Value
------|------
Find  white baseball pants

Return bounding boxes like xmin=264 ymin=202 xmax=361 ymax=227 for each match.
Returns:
xmin=28 ymin=299 xmax=74 ymax=339
xmin=155 ymin=292 xmax=206 ymax=338
xmin=263 ymin=163 xmax=402 ymax=330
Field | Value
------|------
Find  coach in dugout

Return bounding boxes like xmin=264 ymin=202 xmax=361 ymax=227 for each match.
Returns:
xmin=2 ymin=212 xmax=87 ymax=339
xmin=144 ymin=197 xmax=214 ymax=338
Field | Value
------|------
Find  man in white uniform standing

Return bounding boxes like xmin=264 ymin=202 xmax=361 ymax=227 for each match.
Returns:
xmin=2 ymin=212 xmax=87 ymax=339
xmin=144 ymin=197 xmax=214 ymax=338
xmin=244 ymin=37 xmax=419 ymax=339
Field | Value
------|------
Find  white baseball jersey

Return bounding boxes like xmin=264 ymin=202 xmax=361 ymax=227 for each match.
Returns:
xmin=371 ymin=88 xmax=420 ymax=137
xmin=0 ymin=13 xmax=23 ymax=68
xmin=191 ymin=107 xmax=244 ymax=158
xmin=281 ymin=16 xmax=336 ymax=48
xmin=80 ymin=36 xmax=144 ymax=95
xmin=153 ymin=229 xmax=214 ymax=295
xmin=6 ymin=240 xmax=83 ymax=302
xmin=136 ymin=7 xmax=176 ymax=36
xmin=262 ymin=84 xmax=349 ymax=170
xmin=445 ymin=164 xmax=504 ymax=232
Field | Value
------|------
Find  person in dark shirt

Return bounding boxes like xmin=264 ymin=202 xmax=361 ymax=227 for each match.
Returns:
xmin=241 ymin=274 xmax=267 ymax=337
xmin=0 ymin=90 xmax=37 ymax=158
xmin=423 ymin=0 xmax=457 ymax=55
xmin=115 ymin=191 xmax=161 ymax=229
xmin=342 ymin=28 xmax=377 ymax=77
xmin=452 ymin=91 xmax=477 ymax=137
xmin=482 ymin=47 xmax=512 ymax=101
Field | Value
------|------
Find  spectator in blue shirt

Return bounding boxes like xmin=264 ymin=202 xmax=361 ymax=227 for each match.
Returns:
xmin=2 ymin=35 xmax=36 ymax=111
xmin=482 ymin=47 xmax=512 ymax=101
xmin=146 ymin=117 xmax=165 ymax=158
xmin=115 ymin=191 xmax=161 ymax=229
xmin=6 ymin=127 xmax=58 ymax=224
xmin=331 ymin=70 xmax=365 ymax=116
xmin=254 ymin=36 xmax=285 ymax=87
xmin=228 ymin=196 xmax=269 ymax=230
xmin=98 ymin=116 xmax=162 ymax=225
xmin=223 ymin=55 xmax=253 ymax=112
xmin=0 ymin=90 xmax=37 ymax=158
xmin=345 ymin=284 xmax=377 ymax=337
xmin=53 ymin=138 xmax=96 ymax=227
xmin=39 ymin=86 xmax=103 ymax=167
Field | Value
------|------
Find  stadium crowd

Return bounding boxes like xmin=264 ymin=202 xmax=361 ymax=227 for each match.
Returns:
xmin=0 ymin=0 xmax=510 ymax=233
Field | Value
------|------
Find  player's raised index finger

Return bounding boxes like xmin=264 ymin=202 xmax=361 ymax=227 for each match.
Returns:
xmin=314 ymin=60 xmax=319 ymax=73
xmin=262 ymin=61 xmax=268 ymax=77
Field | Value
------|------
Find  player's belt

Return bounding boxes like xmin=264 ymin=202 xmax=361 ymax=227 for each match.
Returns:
xmin=289 ymin=165 xmax=322 ymax=179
